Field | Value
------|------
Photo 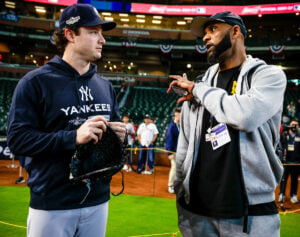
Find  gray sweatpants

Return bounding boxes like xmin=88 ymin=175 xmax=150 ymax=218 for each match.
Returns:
xmin=27 ymin=202 xmax=108 ymax=237
xmin=177 ymin=202 xmax=280 ymax=237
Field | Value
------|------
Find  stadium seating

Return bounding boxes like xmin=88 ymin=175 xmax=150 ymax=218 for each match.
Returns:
xmin=0 ymin=78 xmax=18 ymax=134
xmin=119 ymin=87 xmax=179 ymax=147
xmin=1 ymin=75 xmax=299 ymax=147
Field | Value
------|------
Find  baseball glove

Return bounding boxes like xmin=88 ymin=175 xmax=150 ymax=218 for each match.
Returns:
xmin=69 ymin=125 xmax=125 ymax=183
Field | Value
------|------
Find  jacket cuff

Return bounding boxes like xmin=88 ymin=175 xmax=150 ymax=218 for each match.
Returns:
xmin=192 ymin=82 xmax=204 ymax=104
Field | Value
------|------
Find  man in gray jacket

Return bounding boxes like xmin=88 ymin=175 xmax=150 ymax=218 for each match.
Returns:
xmin=168 ymin=11 xmax=286 ymax=237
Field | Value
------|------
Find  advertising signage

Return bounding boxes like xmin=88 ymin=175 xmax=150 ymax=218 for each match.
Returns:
xmin=24 ymin=0 xmax=131 ymax=11
xmin=24 ymin=0 xmax=77 ymax=6
xmin=131 ymin=2 xmax=300 ymax=16
xmin=20 ymin=1 xmax=300 ymax=15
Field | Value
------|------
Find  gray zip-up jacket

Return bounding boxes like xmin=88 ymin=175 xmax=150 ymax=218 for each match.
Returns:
xmin=175 ymin=55 xmax=286 ymax=206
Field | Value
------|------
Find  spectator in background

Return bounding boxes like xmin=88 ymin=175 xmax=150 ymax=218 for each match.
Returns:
xmin=165 ymin=107 xmax=181 ymax=194
xmin=122 ymin=114 xmax=135 ymax=172
xmin=278 ymin=120 xmax=300 ymax=203
xmin=15 ymin=155 xmax=27 ymax=184
xmin=296 ymin=99 xmax=300 ymax=119
xmin=149 ymin=116 xmax=159 ymax=168
xmin=120 ymin=81 xmax=127 ymax=94
xmin=287 ymin=101 xmax=296 ymax=119
xmin=136 ymin=114 xmax=159 ymax=174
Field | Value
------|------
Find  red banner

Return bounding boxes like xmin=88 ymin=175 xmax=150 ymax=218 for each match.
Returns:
xmin=131 ymin=3 xmax=300 ymax=15
xmin=24 ymin=0 xmax=77 ymax=6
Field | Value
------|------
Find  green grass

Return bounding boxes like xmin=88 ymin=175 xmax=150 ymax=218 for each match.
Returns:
xmin=108 ymin=194 xmax=181 ymax=236
xmin=0 ymin=187 xmax=28 ymax=237
xmin=0 ymin=186 xmax=180 ymax=237
xmin=0 ymin=186 xmax=299 ymax=237
xmin=280 ymin=213 xmax=300 ymax=237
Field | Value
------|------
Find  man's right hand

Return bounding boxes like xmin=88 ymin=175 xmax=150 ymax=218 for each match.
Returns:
xmin=168 ymin=154 xmax=175 ymax=160
xmin=76 ymin=116 xmax=107 ymax=145
xmin=167 ymin=73 xmax=195 ymax=103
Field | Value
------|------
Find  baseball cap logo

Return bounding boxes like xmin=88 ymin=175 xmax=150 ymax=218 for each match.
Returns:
xmin=66 ymin=16 xmax=80 ymax=25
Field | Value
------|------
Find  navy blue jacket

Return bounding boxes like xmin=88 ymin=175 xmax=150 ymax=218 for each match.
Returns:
xmin=7 ymin=55 xmax=120 ymax=210
xmin=165 ymin=121 xmax=179 ymax=154
xmin=281 ymin=131 xmax=300 ymax=163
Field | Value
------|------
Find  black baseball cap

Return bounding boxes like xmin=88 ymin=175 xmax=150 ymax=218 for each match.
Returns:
xmin=190 ymin=11 xmax=247 ymax=38
xmin=144 ymin=114 xmax=151 ymax=119
xmin=59 ymin=4 xmax=116 ymax=33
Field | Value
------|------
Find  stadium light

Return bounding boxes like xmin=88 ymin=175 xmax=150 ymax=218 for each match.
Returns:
xmin=102 ymin=12 xmax=112 ymax=16
xmin=136 ymin=19 xmax=145 ymax=23
xmin=177 ymin=21 xmax=186 ymax=25
xmin=35 ymin=6 xmax=46 ymax=13
xmin=104 ymin=17 xmax=114 ymax=21
xmin=5 ymin=1 xmax=15 ymax=9
xmin=152 ymin=20 xmax=161 ymax=24
xmin=184 ymin=17 xmax=193 ymax=21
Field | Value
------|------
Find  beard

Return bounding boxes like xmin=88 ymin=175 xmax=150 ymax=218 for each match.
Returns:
xmin=207 ymin=31 xmax=232 ymax=64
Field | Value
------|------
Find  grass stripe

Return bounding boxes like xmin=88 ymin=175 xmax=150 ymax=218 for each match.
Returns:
xmin=0 ymin=220 xmax=27 ymax=229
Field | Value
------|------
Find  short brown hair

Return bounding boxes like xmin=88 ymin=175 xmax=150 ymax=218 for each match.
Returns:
xmin=52 ymin=28 xmax=81 ymax=53
xmin=174 ymin=107 xmax=181 ymax=114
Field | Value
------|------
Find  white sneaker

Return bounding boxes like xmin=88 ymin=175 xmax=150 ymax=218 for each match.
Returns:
xmin=122 ymin=164 xmax=128 ymax=170
xmin=141 ymin=170 xmax=152 ymax=175
xmin=127 ymin=167 xmax=132 ymax=172
xmin=290 ymin=195 xmax=299 ymax=204
xmin=278 ymin=193 xmax=285 ymax=202
xmin=168 ymin=186 xmax=175 ymax=194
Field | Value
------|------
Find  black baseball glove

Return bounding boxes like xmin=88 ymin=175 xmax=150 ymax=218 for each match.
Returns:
xmin=69 ymin=125 xmax=125 ymax=183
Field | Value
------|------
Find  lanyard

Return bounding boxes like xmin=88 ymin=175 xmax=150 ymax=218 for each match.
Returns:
xmin=208 ymin=70 xmax=220 ymax=133
xmin=211 ymin=70 xmax=219 ymax=88
xmin=207 ymin=66 xmax=242 ymax=132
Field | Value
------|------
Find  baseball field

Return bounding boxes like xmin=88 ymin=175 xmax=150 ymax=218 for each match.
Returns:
xmin=1 ymin=186 xmax=300 ymax=237
xmin=0 ymin=160 xmax=300 ymax=237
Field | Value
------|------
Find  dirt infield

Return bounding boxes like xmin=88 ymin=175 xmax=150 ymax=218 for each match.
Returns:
xmin=0 ymin=160 xmax=175 ymax=199
xmin=1 ymin=160 xmax=300 ymax=213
